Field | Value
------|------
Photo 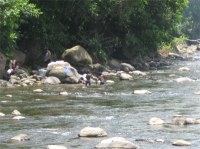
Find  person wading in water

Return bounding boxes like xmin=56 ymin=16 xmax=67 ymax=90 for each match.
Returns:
xmin=85 ymin=71 xmax=93 ymax=87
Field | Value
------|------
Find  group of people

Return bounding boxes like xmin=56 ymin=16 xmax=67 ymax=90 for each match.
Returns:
xmin=5 ymin=48 xmax=104 ymax=87
xmin=44 ymin=47 xmax=105 ymax=87
xmin=79 ymin=71 xmax=105 ymax=87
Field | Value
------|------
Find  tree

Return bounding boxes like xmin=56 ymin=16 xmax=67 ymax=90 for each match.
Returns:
xmin=0 ymin=0 xmax=40 ymax=56
xmin=183 ymin=0 xmax=200 ymax=39
xmin=5 ymin=0 xmax=189 ymax=65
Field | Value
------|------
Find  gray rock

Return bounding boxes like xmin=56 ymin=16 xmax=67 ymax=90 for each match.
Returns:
xmin=43 ymin=76 xmax=61 ymax=84
xmin=117 ymin=72 xmax=133 ymax=80
xmin=121 ymin=63 xmax=135 ymax=72
xmin=11 ymin=134 xmax=30 ymax=141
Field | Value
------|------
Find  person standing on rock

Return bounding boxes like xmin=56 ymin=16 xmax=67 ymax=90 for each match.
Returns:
xmin=44 ymin=47 xmax=51 ymax=66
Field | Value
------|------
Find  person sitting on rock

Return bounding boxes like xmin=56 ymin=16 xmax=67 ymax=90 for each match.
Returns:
xmin=7 ymin=59 xmax=16 ymax=75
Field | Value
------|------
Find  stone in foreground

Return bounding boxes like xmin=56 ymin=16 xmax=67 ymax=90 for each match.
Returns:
xmin=78 ymin=127 xmax=107 ymax=137
xmin=47 ymin=145 xmax=67 ymax=149
xmin=95 ymin=137 xmax=140 ymax=149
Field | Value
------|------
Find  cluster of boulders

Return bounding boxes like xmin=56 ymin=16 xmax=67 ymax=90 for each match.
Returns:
xmin=148 ymin=115 xmax=200 ymax=126
xmin=6 ymin=115 xmax=193 ymax=149
xmin=0 ymin=58 xmax=161 ymax=88
xmin=0 ymin=44 xmax=171 ymax=88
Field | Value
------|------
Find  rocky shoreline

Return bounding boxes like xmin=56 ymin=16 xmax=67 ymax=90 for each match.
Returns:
xmin=0 ymin=42 xmax=198 ymax=88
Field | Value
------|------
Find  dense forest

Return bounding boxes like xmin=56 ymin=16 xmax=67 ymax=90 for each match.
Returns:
xmin=0 ymin=0 xmax=199 ymax=67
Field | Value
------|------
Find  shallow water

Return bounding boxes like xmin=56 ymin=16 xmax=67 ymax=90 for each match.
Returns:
xmin=1 ymin=53 xmax=200 ymax=148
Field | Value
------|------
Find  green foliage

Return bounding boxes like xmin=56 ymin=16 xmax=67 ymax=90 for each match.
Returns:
xmin=183 ymin=0 xmax=200 ymax=39
xmin=161 ymin=36 xmax=188 ymax=52
xmin=0 ymin=0 xmax=41 ymax=55
xmin=1 ymin=0 xmax=190 ymax=65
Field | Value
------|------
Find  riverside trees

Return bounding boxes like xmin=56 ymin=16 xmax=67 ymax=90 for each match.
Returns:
xmin=1 ymin=0 xmax=189 ymax=64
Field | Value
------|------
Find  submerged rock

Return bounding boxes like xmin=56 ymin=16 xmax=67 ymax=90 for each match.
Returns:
xmin=106 ymin=80 xmax=115 ymax=84
xmin=13 ymin=116 xmax=25 ymax=120
xmin=175 ymin=77 xmax=195 ymax=83
xmin=148 ymin=117 xmax=165 ymax=125
xmin=135 ymin=138 xmax=164 ymax=143
xmin=47 ymin=145 xmax=67 ymax=149
xmin=59 ymin=92 xmax=69 ymax=95
xmin=178 ymin=67 xmax=190 ymax=71
xmin=33 ymin=89 xmax=43 ymax=92
xmin=5 ymin=94 xmax=12 ymax=98
xmin=134 ymin=89 xmax=151 ymax=94
xmin=11 ymin=134 xmax=30 ymax=141
xmin=130 ymin=70 xmax=147 ymax=76
xmin=171 ymin=115 xmax=200 ymax=125
xmin=95 ymin=137 xmax=140 ymax=149
xmin=172 ymin=139 xmax=191 ymax=146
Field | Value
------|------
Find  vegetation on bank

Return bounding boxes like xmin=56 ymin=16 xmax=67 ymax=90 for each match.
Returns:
xmin=1 ymin=0 xmax=198 ymax=67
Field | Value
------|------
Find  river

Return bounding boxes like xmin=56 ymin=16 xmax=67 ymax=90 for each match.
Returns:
xmin=1 ymin=52 xmax=200 ymax=149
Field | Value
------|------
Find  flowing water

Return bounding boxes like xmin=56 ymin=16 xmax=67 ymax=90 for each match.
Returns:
xmin=1 ymin=52 xmax=200 ymax=149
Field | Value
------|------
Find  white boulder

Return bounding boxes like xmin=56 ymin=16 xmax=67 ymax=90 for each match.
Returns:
xmin=78 ymin=127 xmax=107 ymax=137
xmin=95 ymin=137 xmax=140 ymax=149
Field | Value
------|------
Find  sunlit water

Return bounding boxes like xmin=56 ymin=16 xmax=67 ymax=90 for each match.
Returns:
xmin=1 ymin=52 xmax=200 ymax=149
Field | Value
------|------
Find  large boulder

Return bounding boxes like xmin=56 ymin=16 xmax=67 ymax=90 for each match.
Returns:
xmin=46 ymin=61 xmax=80 ymax=83
xmin=117 ymin=72 xmax=133 ymax=80
xmin=121 ymin=63 xmax=135 ymax=72
xmin=62 ymin=45 xmax=92 ymax=67
xmin=0 ymin=53 xmax=6 ymax=79
xmin=12 ymin=49 xmax=26 ymax=65
xmin=42 ymin=76 xmax=61 ymax=85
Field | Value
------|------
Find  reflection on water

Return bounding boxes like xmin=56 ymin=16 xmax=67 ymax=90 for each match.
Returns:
xmin=1 ymin=53 xmax=200 ymax=148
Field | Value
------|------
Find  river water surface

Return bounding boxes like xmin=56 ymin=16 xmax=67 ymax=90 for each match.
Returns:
xmin=1 ymin=52 xmax=200 ymax=149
